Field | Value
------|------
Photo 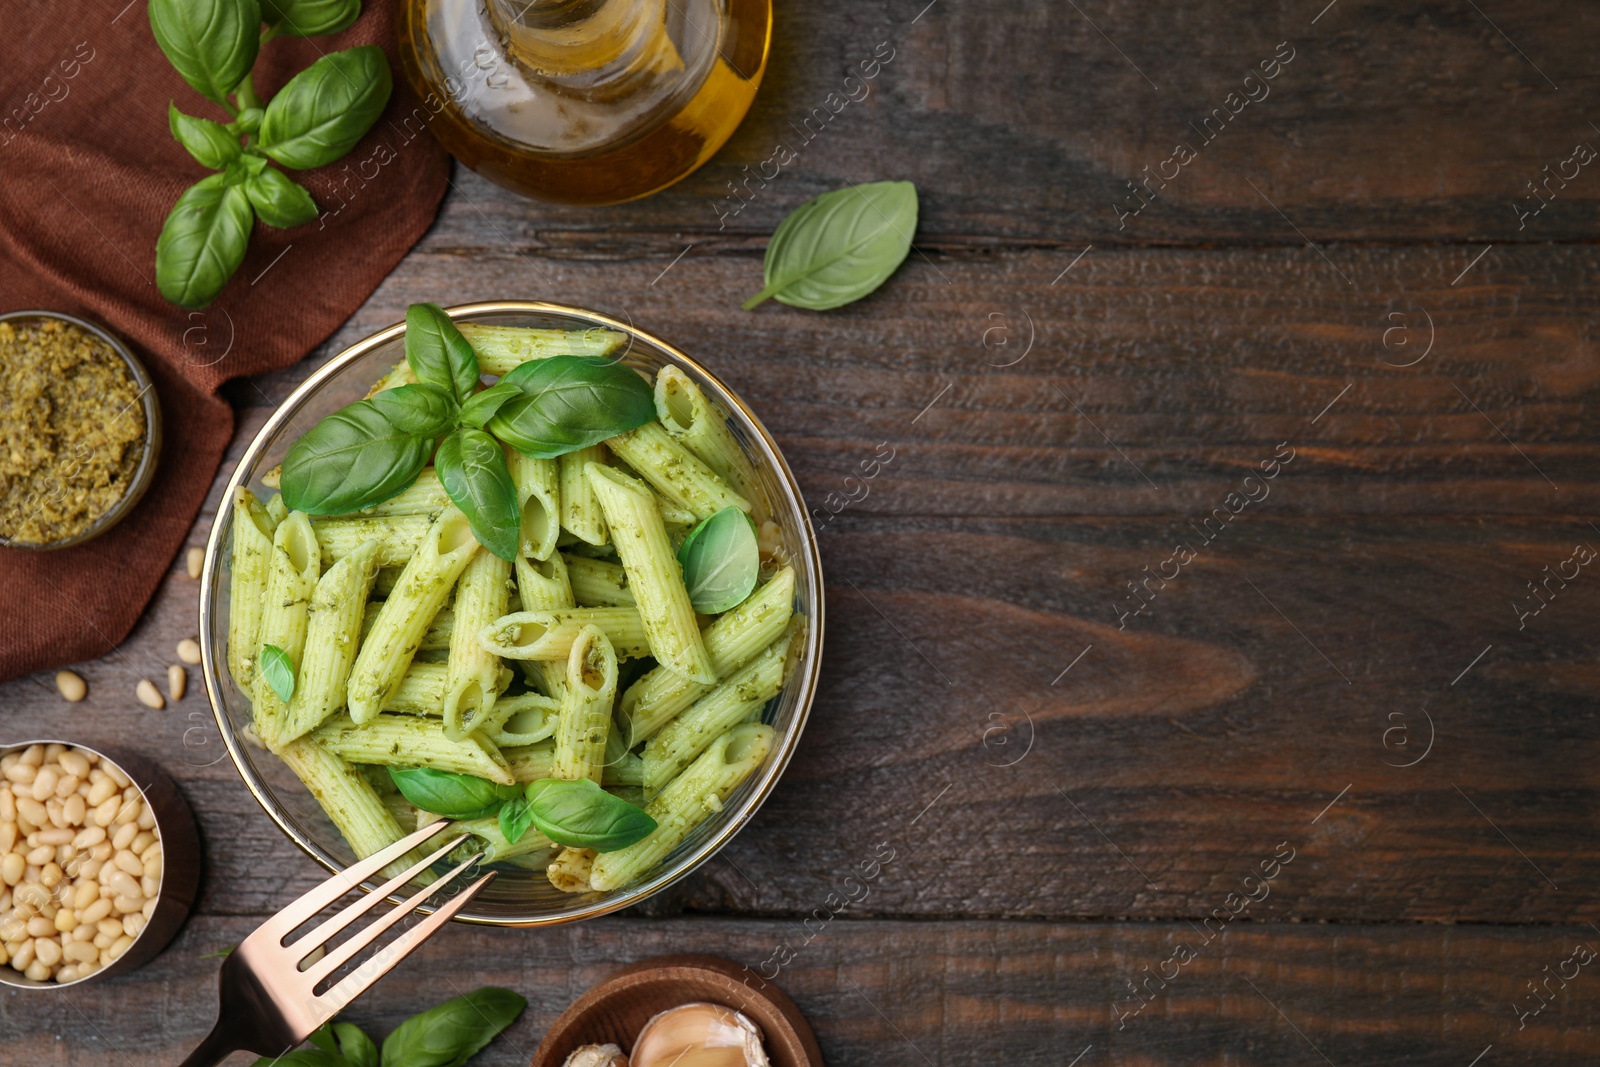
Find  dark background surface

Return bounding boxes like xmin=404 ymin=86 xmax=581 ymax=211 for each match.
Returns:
xmin=4 ymin=0 xmax=1598 ymax=1062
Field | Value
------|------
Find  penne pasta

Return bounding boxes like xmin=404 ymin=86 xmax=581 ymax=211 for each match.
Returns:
xmin=276 ymin=737 xmax=414 ymax=879
xmin=451 ymin=813 xmax=555 ymax=865
xmin=605 ymin=421 xmax=750 ymax=522
xmin=507 ymin=449 xmax=561 ymax=562
xmin=457 ymin=322 xmax=627 ymax=372
xmin=546 ymin=846 xmax=596 ymax=894
xmin=485 ymin=692 xmax=561 ymax=747
xmin=479 ymin=606 xmax=649 ymax=661
xmin=313 ymin=513 xmax=433 ymax=569
xmin=442 ymin=550 xmax=512 ymax=741
xmin=640 ymin=625 xmax=794 ymax=793
xmin=313 ymin=714 xmax=515 ymax=785
xmin=361 ymin=603 xmax=452 ymax=652
xmin=619 ymin=566 xmax=795 ymax=745
xmin=502 ymin=740 xmax=640 ymax=786
xmin=585 ymin=463 xmax=715 ymax=683
xmin=280 ymin=538 xmax=383 ymax=744
xmin=653 ymin=366 xmax=765 ymax=517
xmin=255 ymin=511 xmax=321 ymax=748
xmin=346 ymin=508 xmax=480 ymax=724
xmin=350 ymin=467 xmax=450 ymax=517
xmin=226 ymin=486 xmax=279 ymax=696
xmin=552 ymin=625 xmax=618 ymax=783
xmin=564 ymin=552 xmax=634 ymax=607
xmin=589 ymin=724 xmax=775 ymax=892
xmin=557 ymin=446 xmax=609 ymax=545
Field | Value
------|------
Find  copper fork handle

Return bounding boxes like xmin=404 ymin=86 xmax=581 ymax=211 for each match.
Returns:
xmin=176 ymin=1020 xmax=238 ymax=1067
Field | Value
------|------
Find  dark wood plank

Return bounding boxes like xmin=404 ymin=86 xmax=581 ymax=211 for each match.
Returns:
xmin=399 ymin=2 xmax=1600 ymax=246
xmin=5 ymin=916 xmax=1596 ymax=1065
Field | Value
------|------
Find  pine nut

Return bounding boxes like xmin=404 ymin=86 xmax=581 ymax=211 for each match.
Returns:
xmin=73 ymin=882 xmax=97 ymax=909
xmin=135 ymin=679 xmax=165 ymax=709
xmin=24 ymin=959 xmax=50 ymax=982
xmin=62 ymin=796 xmax=86 ymax=826
xmin=0 ymin=822 xmax=13 ymax=855
xmin=3 ymin=763 xmax=35 ymax=785
xmin=109 ymin=871 xmax=140 ymax=899
xmin=54 ymin=908 xmax=75 ymax=933
xmin=177 ymin=638 xmax=202 ymax=665
xmin=62 ymin=940 xmax=97 ymax=963
xmin=112 ymin=823 xmax=137 ymax=851
xmin=33 ymin=935 xmax=62 ymax=967
xmin=79 ymin=898 xmax=111 ymax=924
xmin=26 ymin=916 xmax=53 ymax=938
xmin=112 ymin=895 xmax=142 ymax=915
xmin=30 ymin=767 xmax=58 ymax=802
xmin=58 ymin=752 xmax=89 ymax=779
xmin=102 ymin=762 xmax=129 ymax=789
xmin=167 ymin=664 xmax=187 ymax=702
xmin=19 ymin=746 xmax=42 ymax=767
xmin=114 ymin=852 xmax=142 ymax=878
xmin=0 ymin=852 xmax=22 ymax=886
xmin=25 ymin=846 xmax=52 ymax=866
xmin=16 ymin=796 xmax=47 ymax=829
xmin=91 ymin=797 xmax=118 ymax=827
xmin=54 ymin=775 xmax=79 ymax=800
xmin=130 ymin=832 xmax=155 ymax=856
xmin=0 ymin=789 xmax=14 ymax=821
xmin=86 ymin=778 xmax=116 ymax=806
xmin=40 ymin=862 xmax=64 ymax=888
xmin=12 ymin=939 xmax=34 ymax=970
xmin=96 ymin=918 xmax=123 ymax=938
xmin=186 ymin=546 xmax=204 ymax=579
xmin=108 ymin=934 xmax=134 ymax=959
xmin=55 ymin=671 xmax=87 ymax=703
xmin=36 ymin=827 xmax=73 ymax=847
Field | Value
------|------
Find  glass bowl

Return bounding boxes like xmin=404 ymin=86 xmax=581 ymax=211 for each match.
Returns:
xmin=198 ymin=301 xmax=822 ymax=926
xmin=0 ymin=310 xmax=162 ymax=550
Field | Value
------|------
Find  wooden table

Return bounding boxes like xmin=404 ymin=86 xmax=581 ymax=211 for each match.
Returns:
xmin=6 ymin=1 xmax=1599 ymax=1062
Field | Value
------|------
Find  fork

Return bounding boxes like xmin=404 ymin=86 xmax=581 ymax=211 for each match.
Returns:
xmin=178 ymin=821 xmax=494 ymax=1067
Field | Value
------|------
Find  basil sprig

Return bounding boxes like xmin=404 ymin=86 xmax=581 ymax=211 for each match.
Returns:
xmin=388 ymin=768 xmax=654 ymax=852
xmin=677 ymin=506 xmax=760 ymax=613
xmin=386 ymin=767 xmax=519 ymax=820
xmin=251 ymin=987 xmax=526 ymax=1067
xmin=521 ymin=778 xmax=656 ymax=852
xmin=744 ymin=180 xmax=919 ymax=311
xmin=280 ymin=305 xmax=655 ymax=558
xmin=149 ymin=0 xmax=392 ymax=308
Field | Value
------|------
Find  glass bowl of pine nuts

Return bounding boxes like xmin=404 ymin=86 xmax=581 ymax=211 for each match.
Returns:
xmin=0 ymin=741 xmax=200 ymax=988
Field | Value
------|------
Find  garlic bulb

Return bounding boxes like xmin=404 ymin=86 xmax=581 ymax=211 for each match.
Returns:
xmin=562 ymin=1045 xmax=628 ymax=1067
xmin=629 ymin=1002 xmax=770 ymax=1067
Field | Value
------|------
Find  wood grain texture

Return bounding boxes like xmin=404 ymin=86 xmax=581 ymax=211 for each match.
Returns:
xmin=2 ymin=917 xmax=1596 ymax=1066
xmin=5 ymin=0 xmax=1600 ymax=1057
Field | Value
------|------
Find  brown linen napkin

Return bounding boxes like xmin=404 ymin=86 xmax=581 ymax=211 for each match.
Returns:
xmin=0 ymin=2 xmax=449 ymax=681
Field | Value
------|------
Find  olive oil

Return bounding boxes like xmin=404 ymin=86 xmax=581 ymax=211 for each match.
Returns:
xmin=398 ymin=0 xmax=771 ymax=205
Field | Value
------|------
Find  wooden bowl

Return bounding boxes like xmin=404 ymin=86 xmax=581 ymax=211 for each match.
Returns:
xmin=531 ymin=955 xmax=823 ymax=1067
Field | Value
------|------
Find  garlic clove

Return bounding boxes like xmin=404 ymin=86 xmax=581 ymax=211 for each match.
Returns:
xmin=629 ymin=1002 xmax=770 ymax=1067
xmin=562 ymin=1044 xmax=628 ymax=1067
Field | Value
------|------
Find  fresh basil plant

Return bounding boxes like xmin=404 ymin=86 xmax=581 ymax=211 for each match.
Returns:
xmin=252 ymin=987 xmax=526 ymax=1067
xmin=744 ymin=180 xmax=919 ymax=311
xmin=677 ymin=506 xmax=760 ymax=613
xmin=280 ymin=305 xmax=655 ymax=559
xmin=149 ymin=0 xmax=392 ymax=308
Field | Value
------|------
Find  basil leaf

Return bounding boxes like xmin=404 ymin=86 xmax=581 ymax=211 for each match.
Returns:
xmin=379 ymin=987 xmax=527 ymax=1067
xmin=677 ymin=507 xmax=759 ymax=613
xmin=497 ymin=795 xmax=536 ymax=845
xmin=156 ymin=173 xmax=253 ymax=309
xmin=280 ymin=399 xmax=433 ymax=514
xmin=369 ymin=383 xmax=458 ymax=438
xmin=260 ymin=643 xmax=296 ymax=702
xmin=148 ymin=0 xmax=261 ymax=106
xmin=524 ymin=778 xmax=656 ymax=852
xmin=406 ymin=303 xmax=480 ymax=403
xmin=457 ymin=381 xmax=523 ymax=429
xmin=168 ymin=103 xmax=240 ymax=169
xmin=239 ymin=153 xmax=270 ymax=176
xmin=743 ymin=180 xmax=918 ymax=311
xmin=257 ymin=45 xmax=392 ymax=170
xmin=435 ymin=429 xmax=519 ymax=561
xmin=262 ymin=0 xmax=361 ymax=37
xmin=235 ymin=107 xmax=264 ymax=135
xmin=250 ymin=1052 xmax=346 ymax=1067
xmin=387 ymin=767 xmax=519 ymax=820
xmin=486 ymin=357 xmax=654 ymax=458
xmin=245 ymin=167 xmax=320 ymax=229
xmin=329 ymin=1023 xmax=379 ymax=1067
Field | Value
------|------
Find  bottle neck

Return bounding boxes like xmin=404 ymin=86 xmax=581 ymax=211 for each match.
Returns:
xmin=485 ymin=0 xmax=687 ymax=86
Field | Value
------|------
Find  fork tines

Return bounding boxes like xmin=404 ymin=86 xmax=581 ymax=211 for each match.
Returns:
xmin=245 ymin=820 xmax=496 ymax=1015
